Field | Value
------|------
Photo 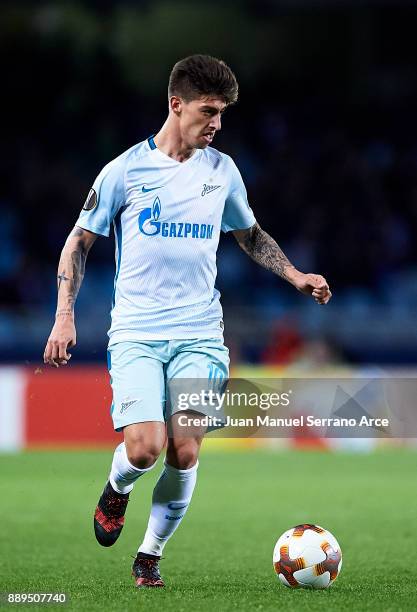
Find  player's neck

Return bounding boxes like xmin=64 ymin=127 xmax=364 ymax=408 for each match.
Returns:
xmin=153 ymin=122 xmax=196 ymax=163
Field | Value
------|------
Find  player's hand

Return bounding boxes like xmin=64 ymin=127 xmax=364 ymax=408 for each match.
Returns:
xmin=291 ymin=272 xmax=332 ymax=305
xmin=43 ymin=315 xmax=76 ymax=368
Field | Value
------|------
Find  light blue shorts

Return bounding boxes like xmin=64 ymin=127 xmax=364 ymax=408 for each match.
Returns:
xmin=107 ymin=338 xmax=230 ymax=431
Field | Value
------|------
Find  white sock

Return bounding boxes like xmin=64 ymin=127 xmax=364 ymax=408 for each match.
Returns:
xmin=109 ymin=442 xmax=156 ymax=494
xmin=138 ymin=460 xmax=198 ymax=556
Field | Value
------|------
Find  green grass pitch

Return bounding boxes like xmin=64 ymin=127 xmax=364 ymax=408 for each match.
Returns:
xmin=0 ymin=447 xmax=416 ymax=611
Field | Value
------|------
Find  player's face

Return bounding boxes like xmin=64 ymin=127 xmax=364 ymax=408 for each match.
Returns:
xmin=178 ymin=96 xmax=227 ymax=149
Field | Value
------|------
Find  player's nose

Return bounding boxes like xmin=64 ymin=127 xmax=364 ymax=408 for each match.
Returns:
xmin=210 ymin=114 xmax=221 ymax=131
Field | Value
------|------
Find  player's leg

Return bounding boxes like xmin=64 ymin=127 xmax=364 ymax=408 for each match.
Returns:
xmin=132 ymin=338 xmax=229 ymax=587
xmin=94 ymin=341 xmax=167 ymax=547
xmin=138 ymin=419 xmax=204 ymax=556
xmin=111 ymin=421 xmax=166 ymax=491
xmin=95 ymin=422 xmax=166 ymax=547
xmin=132 ymin=418 xmax=204 ymax=588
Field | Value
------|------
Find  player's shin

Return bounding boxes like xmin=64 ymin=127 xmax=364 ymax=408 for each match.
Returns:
xmin=110 ymin=442 xmax=156 ymax=494
xmin=138 ymin=461 xmax=198 ymax=556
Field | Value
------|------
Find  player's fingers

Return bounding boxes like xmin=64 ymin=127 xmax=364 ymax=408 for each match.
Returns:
xmin=57 ymin=353 xmax=71 ymax=366
xmin=58 ymin=342 xmax=70 ymax=361
xmin=316 ymin=292 xmax=332 ymax=305
xmin=46 ymin=357 xmax=59 ymax=368
xmin=314 ymin=285 xmax=331 ymax=295
xmin=312 ymin=275 xmax=329 ymax=290
xmin=44 ymin=354 xmax=59 ymax=368
xmin=312 ymin=288 xmax=325 ymax=297
xmin=44 ymin=342 xmax=55 ymax=366
xmin=49 ymin=342 xmax=61 ymax=367
xmin=51 ymin=341 xmax=59 ymax=360
xmin=315 ymin=289 xmax=331 ymax=304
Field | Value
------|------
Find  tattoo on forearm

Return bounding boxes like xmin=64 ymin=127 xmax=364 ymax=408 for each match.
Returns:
xmin=57 ymin=271 xmax=70 ymax=291
xmin=67 ymin=248 xmax=86 ymax=307
xmin=239 ymin=223 xmax=295 ymax=280
xmin=56 ymin=241 xmax=87 ymax=311
xmin=56 ymin=309 xmax=73 ymax=317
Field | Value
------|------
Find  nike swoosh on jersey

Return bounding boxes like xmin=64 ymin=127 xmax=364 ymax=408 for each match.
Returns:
xmin=142 ymin=185 xmax=162 ymax=193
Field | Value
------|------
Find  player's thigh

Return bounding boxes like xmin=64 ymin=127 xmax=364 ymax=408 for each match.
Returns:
xmin=166 ymin=338 xmax=229 ymax=420
xmin=167 ymin=337 xmax=229 ymax=381
xmin=107 ymin=341 xmax=166 ymax=432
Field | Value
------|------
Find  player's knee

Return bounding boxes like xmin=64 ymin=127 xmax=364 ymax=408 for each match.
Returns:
xmin=166 ymin=441 xmax=200 ymax=469
xmin=126 ymin=443 xmax=162 ymax=469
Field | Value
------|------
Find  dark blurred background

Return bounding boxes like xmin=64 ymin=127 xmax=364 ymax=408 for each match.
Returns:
xmin=2 ymin=0 xmax=417 ymax=365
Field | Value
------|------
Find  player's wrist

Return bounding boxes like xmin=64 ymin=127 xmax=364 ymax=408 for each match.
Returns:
xmin=283 ymin=266 xmax=302 ymax=285
xmin=55 ymin=309 xmax=74 ymax=320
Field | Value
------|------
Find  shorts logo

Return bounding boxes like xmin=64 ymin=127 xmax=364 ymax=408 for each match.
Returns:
xmin=120 ymin=399 xmax=138 ymax=414
xmin=201 ymin=184 xmax=221 ymax=197
xmin=138 ymin=197 xmax=214 ymax=239
xmin=82 ymin=188 xmax=97 ymax=211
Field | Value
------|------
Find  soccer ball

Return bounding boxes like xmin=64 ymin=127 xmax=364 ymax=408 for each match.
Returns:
xmin=273 ymin=524 xmax=342 ymax=589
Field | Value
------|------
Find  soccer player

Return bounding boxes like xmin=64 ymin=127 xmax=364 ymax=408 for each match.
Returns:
xmin=43 ymin=55 xmax=332 ymax=588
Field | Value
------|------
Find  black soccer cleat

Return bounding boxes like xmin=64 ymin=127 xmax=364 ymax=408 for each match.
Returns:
xmin=94 ymin=481 xmax=129 ymax=547
xmin=132 ymin=552 xmax=165 ymax=588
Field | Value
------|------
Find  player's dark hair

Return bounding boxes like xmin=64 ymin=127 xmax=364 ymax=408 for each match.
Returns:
xmin=168 ymin=55 xmax=238 ymax=105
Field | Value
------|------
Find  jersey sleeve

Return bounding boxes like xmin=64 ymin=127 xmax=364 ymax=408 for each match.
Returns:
xmin=221 ymin=157 xmax=256 ymax=233
xmin=76 ymin=157 xmax=126 ymax=237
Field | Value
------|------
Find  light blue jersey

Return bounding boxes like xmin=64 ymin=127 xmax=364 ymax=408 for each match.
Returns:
xmin=77 ymin=136 xmax=256 ymax=343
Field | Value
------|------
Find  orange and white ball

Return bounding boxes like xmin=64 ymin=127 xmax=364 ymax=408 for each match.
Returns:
xmin=273 ymin=524 xmax=342 ymax=589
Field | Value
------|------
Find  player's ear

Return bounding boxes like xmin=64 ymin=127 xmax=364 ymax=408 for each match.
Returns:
xmin=169 ymin=96 xmax=182 ymax=115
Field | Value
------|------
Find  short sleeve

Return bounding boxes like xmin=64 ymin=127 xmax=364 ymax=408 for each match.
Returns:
xmin=76 ymin=158 xmax=126 ymax=237
xmin=221 ymin=158 xmax=256 ymax=233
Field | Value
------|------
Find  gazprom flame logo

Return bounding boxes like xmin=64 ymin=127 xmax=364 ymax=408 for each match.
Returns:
xmin=138 ymin=197 xmax=161 ymax=236
xmin=152 ymin=198 xmax=161 ymax=220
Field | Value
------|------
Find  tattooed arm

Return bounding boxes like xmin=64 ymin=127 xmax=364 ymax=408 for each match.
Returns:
xmin=43 ymin=226 xmax=97 ymax=367
xmin=233 ymin=223 xmax=332 ymax=304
